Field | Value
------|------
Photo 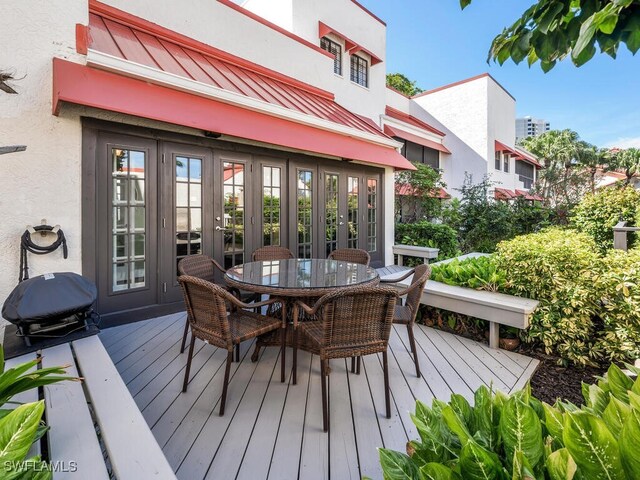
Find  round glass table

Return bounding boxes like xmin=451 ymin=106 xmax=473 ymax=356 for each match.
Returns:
xmin=225 ymin=259 xmax=380 ymax=365
xmin=224 ymin=258 xmax=379 ymax=297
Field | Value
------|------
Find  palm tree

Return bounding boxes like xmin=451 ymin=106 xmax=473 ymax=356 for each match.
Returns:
xmin=608 ymin=148 xmax=640 ymax=185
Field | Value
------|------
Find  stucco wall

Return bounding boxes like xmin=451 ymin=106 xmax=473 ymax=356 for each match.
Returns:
xmin=243 ymin=0 xmax=387 ymax=121
xmin=0 ymin=1 xmax=88 ymax=316
xmin=386 ymin=88 xmax=488 ymax=197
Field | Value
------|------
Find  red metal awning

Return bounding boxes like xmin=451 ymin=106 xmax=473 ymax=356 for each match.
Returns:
xmin=384 ymin=125 xmax=451 ymax=154
xmin=514 ymin=189 xmax=536 ymax=200
xmin=61 ymin=2 xmax=414 ymax=170
xmin=318 ymin=21 xmax=383 ymax=65
xmin=385 ymin=106 xmax=445 ymax=137
xmin=53 ymin=59 xmax=414 ymax=170
xmin=396 ymin=184 xmax=451 ymax=199
xmin=495 ymin=140 xmax=542 ymax=168
xmin=494 ymin=188 xmax=516 ymax=200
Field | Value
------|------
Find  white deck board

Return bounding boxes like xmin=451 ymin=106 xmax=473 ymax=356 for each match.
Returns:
xmin=102 ymin=315 xmax=538 ymax=479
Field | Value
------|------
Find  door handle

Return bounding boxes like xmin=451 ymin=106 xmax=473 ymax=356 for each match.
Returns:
xmin=339 ymin=222 xmax=345 ymax=226
xmin=215 ymin=226 xmax=229 ymax=232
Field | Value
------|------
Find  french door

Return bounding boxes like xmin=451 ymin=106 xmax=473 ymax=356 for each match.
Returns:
xmin=91 ymin=128 xmax=383 ymax=317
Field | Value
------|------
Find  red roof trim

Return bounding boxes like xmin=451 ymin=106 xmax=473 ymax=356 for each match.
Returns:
xmin=384 ymin=125 xmax=450 ymax=154
xmin=386 ymin=85 xmax=411 ymax=99
xmin=414 ymin=72 xmax=516 ymax=102
xmin=396 ymin=184 xmax=450 ymax=199
xmin=216 ymin=0 xmax=334 ymax=60
xmin=75 ymin=24 xmax=89 ymax=55
xmin=318 ymin=22 xmax=382 ymax=65
xmin=88 ymin=0 xmax=334 ymax=100
xmin=494 ymin=188 xmax=516 ymax=200
xmin=385 ymin=106 xmax=446 ymax=137
xmin=515 ymin=189 xmax=536 ymax=200
xmin=496 ymin=140 xmax=543 ymax=168
xmin=52 ymin=59 xmax=415 ymax=171
xmin=350 ymin=0 xmax=386 ymax=26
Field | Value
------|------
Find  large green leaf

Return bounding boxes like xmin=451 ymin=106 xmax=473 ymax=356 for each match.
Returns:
xmin=581 ymin=383 xmax=610 ymax=416
xmin=474 ymin=386 xmax=499 ymax=450
xmin=0 ymin=401 xmax=45 ymax=464
xmin=620 ymin=409 xmax=640 ymax=478
xmin=499 ymin=397 xmax=544 ymax=469
xmin=2 ymin=455 xmax=52 ymax=480
xmin=458 ymin=441 xmax=504 ymax=480
xmin=602 ymin=396 xmax=631 ymax=434
xmin=546 ymin=448 xmax=577 ymax=480
xmin=543 ymin=403 xmax=565 ymax=444
xmin=442 ymin=406 xmax=472 ymax=447
xmin=420 ymin=462 xmax=460 ymax=480
xmin=628 ymin=391 xmax=640 ymax=410
xmin=511 ymin=450 xmax=536 ymax=480
xmin=563 ymin=411 xmax=625 ymax=480
xmin=379 ymin=448 xmax=419 ymax=480
xmin=606 ymin=363 xmax=634 ymax=404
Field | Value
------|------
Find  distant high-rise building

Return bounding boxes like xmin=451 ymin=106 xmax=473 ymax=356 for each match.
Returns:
xmin=516 ymin=116 xmax=550 ymax=142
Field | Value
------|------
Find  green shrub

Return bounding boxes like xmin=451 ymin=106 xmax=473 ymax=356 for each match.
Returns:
xmin=395 ymin=221 xmax=460 ymax=260
xmin=572 ymin=186 xmax=640 ymax=252
xmin=495 ymin=228 xmax=602 ymax=365
xmin=592 ymin=248 xmax=640 ymax=362
xmin=430 ymin=255 xmax=506 ymax=292
xmin=379 ymin=364 xmax=640 ymax=480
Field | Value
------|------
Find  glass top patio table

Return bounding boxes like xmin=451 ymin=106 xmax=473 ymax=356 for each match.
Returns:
xmin=224 ymin=258 xmax=379 ymax=296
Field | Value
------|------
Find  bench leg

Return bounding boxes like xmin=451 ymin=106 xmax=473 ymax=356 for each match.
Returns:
xmin=489 ymin=322 xmax=500 ymax=349
xmin=397 ymin=254 xmax=404 ymax=267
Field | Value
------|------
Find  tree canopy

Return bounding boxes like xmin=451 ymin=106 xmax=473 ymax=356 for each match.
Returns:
xmin=461 ymin=0 xmax=640 ymax=71
xmin=386 ymin=73 xmax=424 ymax=96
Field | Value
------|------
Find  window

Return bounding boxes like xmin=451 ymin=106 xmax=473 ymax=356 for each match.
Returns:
xmin=401 ymin=139 xmax=439 ymax=169
xmin=175 ymin=156 xmax=202 ymax=274
xmin=350 ymin=54 xmax=368 ymax=87
xmin=515 ymin=161 xmax=535 ymax=189
xmin=347 ymin=176 xmax=359 ymax=248
xmin=320 ymin=37 xmax=342 ymax=75
xmin=495 ymin=150 xmax=501 ymax=170
xmin=297 ymin=170 xmax=313 ymax=259
xmin=367 ymin=179 xmax=378 ymax=252
xmin=503 ymin=155 xmax=510 ymax=173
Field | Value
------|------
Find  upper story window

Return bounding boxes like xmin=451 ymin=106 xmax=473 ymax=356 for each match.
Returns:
xmin=350 ymin=54 xmax=368 ymax=88
xmin=495 ymin=151 xmax=501 ymax=170
xmin=503 ymin=155 xmax=510 ymax=173
xmin=400 ymin=139 xmax=439 ymax=170
xmin=320 ymin=37 xmax=342 ymax=75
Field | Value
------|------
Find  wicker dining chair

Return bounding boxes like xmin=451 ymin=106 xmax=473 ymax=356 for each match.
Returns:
xmin=381 ymin=264 xmax=431 ymax=378
xmin=178 ymin=275 xmax=285 ymax=416
xmin=327 ymin=248 xmax=371 ymax=266
xmin=178 ymin=255 xmax=256 ymax=357
xmin=251 ymin=246 xmax=294 ymax=261
xmin=292 ymin=285 xmax=398 ymax=432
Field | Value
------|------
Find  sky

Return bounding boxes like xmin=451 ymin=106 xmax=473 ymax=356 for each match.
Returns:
xmin=359 ymin=0 xmax=640 ymax=149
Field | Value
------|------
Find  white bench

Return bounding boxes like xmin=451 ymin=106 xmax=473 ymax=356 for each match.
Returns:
xmin=393 ymin=244 xmax=439 ymax=266
xmin=6 ymin=336 xmax=176 ymax=479
xmin=380 ymin=254 xmax=539 ymax=349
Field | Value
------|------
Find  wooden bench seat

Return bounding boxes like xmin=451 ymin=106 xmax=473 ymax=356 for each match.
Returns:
xmin=5 ymin=337 xmax=176 ymax=479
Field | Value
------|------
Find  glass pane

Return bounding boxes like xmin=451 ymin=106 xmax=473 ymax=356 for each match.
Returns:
xmin=190 ymin=158 xmax=202 ymax=183
xmin=113 ymin=178 xmax=128 ymax=204
xmin=175 ymin=157 xmax=189 ymax=180
xmin=176 ymin=183 xmax=189 ymax=207
xmin=133 ymin=234 xmax=145 ymax=257
xmin=131 ymin=179 xmax=145 ymax=203
xmin=176 ymin=208 xmax=189 ymax=231
xmin=132 ymin=207 xmax=145 ymax=231
xmin=113 ymin=207 xmax=127 ymax=232
xmin=112 ymin=149 xmax=128 ymax=175
xmin=190 ymin=183 xmax=201 ymax=207
xmin=190 ymin=208 xmax=202 ymax=232
xmin=131 ymin=261 xmax=145 ymax=286
xmin=113 ymin=263 xmax=128 ymax=291
xmin=113 ymin=234 xmax=127 ymax=260
xmin=129 ymin=150 xmax=145 ymax=178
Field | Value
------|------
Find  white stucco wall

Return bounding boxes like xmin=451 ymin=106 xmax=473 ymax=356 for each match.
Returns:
xmin=243 ymin=0 xmax=387 ymax=121
xmin=0 ymin=1 xmax=88 ymax=315
xmin=386 ymin=88 xmax=488 ymax=197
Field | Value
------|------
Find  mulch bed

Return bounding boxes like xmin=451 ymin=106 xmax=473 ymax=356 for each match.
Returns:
xmin=519 ymin=350 xmax=607 ymax=406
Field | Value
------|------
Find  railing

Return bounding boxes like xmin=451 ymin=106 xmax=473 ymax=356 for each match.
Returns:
xmin=613 ymin=221 xmax=640 ymax=251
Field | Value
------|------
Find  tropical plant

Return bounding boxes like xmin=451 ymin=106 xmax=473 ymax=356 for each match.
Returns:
xmin=572 ymin=185 xmax=640 ymax=252
xmin=395 ymin=221 xmax=460 ymax=260
xmin=386 ymin=73 xmax=424 ymax=97
xmin=396 ymin=163 xmax=447 ymax=222
xmin=495 ymin=228 xmax=602 ymax=365
xmin=379 ymin=363 xmax=640 ymax=479
xmin=520 ymin=130 xmax=592 ymax=210
xmin=430 ymin=255 xmax=507 ymax=292
xmin=460 ymin=0 xmax=640 ymax=71
xmin=608 ymin=147 xmax=640 ymax=185
xmin=0 ymin=345 xmax=76 ymax=479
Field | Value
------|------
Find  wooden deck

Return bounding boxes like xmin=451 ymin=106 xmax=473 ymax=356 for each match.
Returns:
xmin=98 ymin=312 xmax=538 ymax=480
